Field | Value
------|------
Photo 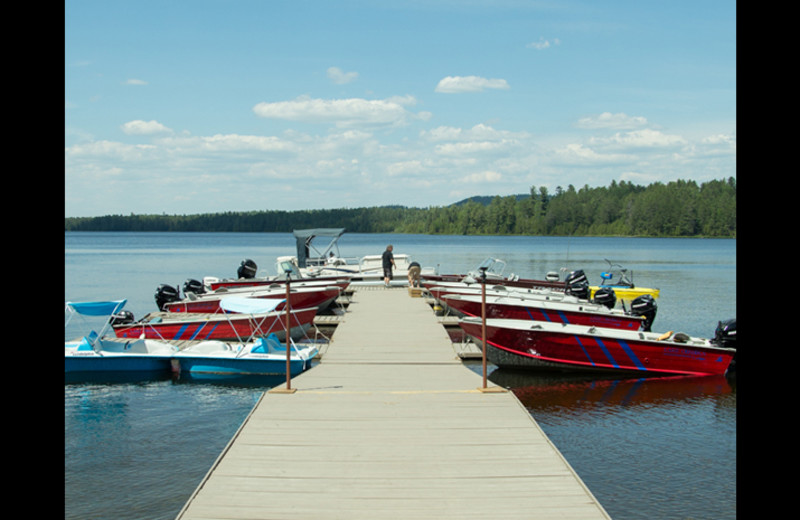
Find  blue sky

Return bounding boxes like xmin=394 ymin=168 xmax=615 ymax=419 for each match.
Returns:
xmin=65 ymin=1 xmax=736 ymax=217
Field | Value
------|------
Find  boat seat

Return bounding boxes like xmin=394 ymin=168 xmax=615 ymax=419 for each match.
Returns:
xmin=77 ymin=330 xmax=99 ymax=351
xmin=252 ymin=333 xmax=283 ymax=353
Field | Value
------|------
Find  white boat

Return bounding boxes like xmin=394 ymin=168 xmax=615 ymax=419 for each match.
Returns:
xmin=275 ymin=228 xmax=421 ymax=285
xmin=65 ymin=300 xmax=178 ymax=373
xmin=170 ymin=297 xmax=319 ymax=377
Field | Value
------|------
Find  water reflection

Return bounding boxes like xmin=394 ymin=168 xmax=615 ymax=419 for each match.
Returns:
xmin=485 ymin=368 xmax=736 ymax=520
xmin=490 ymin=369 xmax=735 ymax=411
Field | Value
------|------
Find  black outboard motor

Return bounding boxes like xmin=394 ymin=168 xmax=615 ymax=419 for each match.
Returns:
xmin=564 ymin=270 xmax=589 ymax=300
xmin=183 ymin=279 xmax=205 ymax=296
xmin=712 ymin=319 xmax=736 ymax=349
xmin=630 ymin=294 xmax=658 ymax=332
xmin=238 ymin=259 xmax=258 ymax=279
xmin=712 ymin=319 xmax=737 ymax=374
xmin=155 ymin=284 xmax=181 ymax=311
xmin=110 ymin=310 xmax=135 ymax=325
xmin=592 ymin=287 xmax=617 ymax=309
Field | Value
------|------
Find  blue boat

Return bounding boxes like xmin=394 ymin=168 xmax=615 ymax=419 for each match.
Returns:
xmin=169 ymin=297 xmax=319 ymax=377
xmin=65 ymin=300 xmax=178 ymax=374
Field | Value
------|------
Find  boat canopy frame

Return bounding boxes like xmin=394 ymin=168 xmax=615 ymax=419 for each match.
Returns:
xmin=65 ymin=299 xmax=128 ymax=351
xmin=293 ymin=228 xmax=347 ymax=268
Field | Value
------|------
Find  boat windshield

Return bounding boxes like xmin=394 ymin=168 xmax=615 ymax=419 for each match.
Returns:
xmin=477 ymin=258 xmax=506 ymax=277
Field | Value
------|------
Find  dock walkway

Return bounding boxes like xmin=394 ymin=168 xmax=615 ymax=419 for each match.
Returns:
xmin=176 ymin=287 xmax=612 ymax=520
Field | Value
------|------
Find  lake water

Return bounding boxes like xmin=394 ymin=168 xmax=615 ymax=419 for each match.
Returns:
xmin=65 ymin=232 xmax=736 ymax=519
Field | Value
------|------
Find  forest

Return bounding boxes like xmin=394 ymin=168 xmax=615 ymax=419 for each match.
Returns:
xmin=64 ymin=178 xmax=736 ymax=238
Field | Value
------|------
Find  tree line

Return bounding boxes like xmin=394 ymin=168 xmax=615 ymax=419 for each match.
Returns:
xmin=64 ymin=177 xmax=736 ymax=238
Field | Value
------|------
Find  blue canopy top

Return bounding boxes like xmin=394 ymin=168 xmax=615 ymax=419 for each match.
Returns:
xmin=66 ymin=300 xmax=127 ymax=316
xmin=219 ymin=296 xmax=285 ymax=314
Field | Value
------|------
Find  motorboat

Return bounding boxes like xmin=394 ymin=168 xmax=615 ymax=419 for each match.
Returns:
xmin=274 ymin=228 xmax=417 ymax=285
xmin=171 ymin=333 xmax=318 ymax=377
xmin=65 ymin=300 xmax=177 ymax=374
xmin=156 ymin=282 xmax=345 ymax=313
xmin=421 ymin=257 xmax=565 ymax=291
xmin=423 ymin=257 xmax=659 ymax=303
xmin=441 ymin=290 xmax=657 ymax=332
xmin=425 ymin=269 xmax=596 ymax=308
xmin=590 ymin=259 xmax=660 ymax=302
xmin=201 ymin=258 xmax=351 ymax=291
xmin=111 ymin=298 xmax=318 ymax=342
xmin=67 ymin=298 xmax=321 ymax=379
xmin=459 ymin=317 xmax=736 ymax=377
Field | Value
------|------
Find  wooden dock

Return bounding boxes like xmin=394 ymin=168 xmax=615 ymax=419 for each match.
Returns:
xmin=176 ymin=286 xmax=612 ymax=520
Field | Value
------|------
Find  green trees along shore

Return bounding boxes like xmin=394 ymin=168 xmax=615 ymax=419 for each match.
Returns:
xmin=65 ymin=177 xmax=736 ymax=238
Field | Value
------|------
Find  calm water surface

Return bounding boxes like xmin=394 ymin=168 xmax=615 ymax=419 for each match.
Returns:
xmin=65 ymin=232 xmax=736 ymax=520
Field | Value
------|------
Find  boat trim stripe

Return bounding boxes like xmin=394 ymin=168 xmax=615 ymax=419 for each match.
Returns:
xmin=616 ymin=339 xmax=648 ymax=371
xmin=574 ymin=336 xmax=598 ymax=367
xmin=593 ymin=338 xmax=620 ymax=369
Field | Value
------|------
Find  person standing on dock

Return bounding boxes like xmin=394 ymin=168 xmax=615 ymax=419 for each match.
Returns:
xmin=408 ymin=261 xmax=421 ymax=287
xmin=382 ymin=245 xmax=396 ymax=287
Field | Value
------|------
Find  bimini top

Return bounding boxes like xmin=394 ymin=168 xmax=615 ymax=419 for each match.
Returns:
xmin=219 ymin=296 xmax=285 ymax=315
xmin=293 ymin=228 xmax=346 ymax=267
xmin=65 ymin=300 xmax=127 ymax=316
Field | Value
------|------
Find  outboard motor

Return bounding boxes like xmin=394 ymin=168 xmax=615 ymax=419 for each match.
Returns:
xmin=155 ymin=284 xmax=181 ymax=311
xmin=712 ymin=319 xmax=737 ymax=374
xmin=238 ymin=259 xmax=258 ymax=279
xmin=712 ymin=319 xmax=736 ymax=349
xmin=183 ymin=278 xmax=205 ymax=296
xmin=110 ymin=310 xmax=135 ymax=326
xmin=592 ymin=287 xmax=617 ymax=309
xmin=564 ymin=270 xmax=589 ymax=300
xmin=629 ymin=294 xmax=658 ymax=332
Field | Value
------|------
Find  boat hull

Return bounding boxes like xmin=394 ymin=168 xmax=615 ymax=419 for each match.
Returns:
xmin=170 ymin=356 xmax=311 ymax=377
xmin=459 ymin=319 xmax=734 ymax=376
xmin=422 ymin=273 xmax=564 ymax=291
xmin=442 ymin=294 xmax=644 ymax=330
xmin=171 ymin=342 xmax=318 ymax=377
xmin=113 ymin=307 xmax=317 ymax=341
xmin=65 ymin=354 xmax=174 ymax=373
xmin=64 ymin=337 xmax=177 ymax=373
xmin=163 ymin=287 xmax=341 ymax=314
xmin=207 ymin=276 xmax=348 ymax=291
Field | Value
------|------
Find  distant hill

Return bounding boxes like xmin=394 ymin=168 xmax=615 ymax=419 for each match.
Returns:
xmin=451 ymin=194 xmax=529 ymax=206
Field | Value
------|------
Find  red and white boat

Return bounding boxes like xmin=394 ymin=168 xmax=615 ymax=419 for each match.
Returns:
xmin=459 ymin=317 xmax=736 ymax=377
xmin=421 ymin=257 xmax=565 ymax=291
xmin=441 ymin=292 xmax=656 ymax=331
xmin=157 ymin=283 xmax=345 ymax=314
xmin=112 ymin=305 xmax=318 ymax=342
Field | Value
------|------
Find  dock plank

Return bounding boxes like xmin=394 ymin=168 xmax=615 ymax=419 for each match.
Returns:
xmin=176 ymin=287 xmax=612 ymax=520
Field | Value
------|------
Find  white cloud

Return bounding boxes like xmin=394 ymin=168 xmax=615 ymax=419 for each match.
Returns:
xmin=253 ymin=95 xmax=424 ymax=128
xmin=552 ymin=143 xmax=632 ymax=165
xmin=327 ymin=67 xmax=358 ymax=84
xmin=576 ymin=112 xmax=648 ymax=130
xmin=526 ymin=37 xmax=560 ymax=50
xmin=592 ymin=129 xmax=687 ymax=149
xmin=421 ymin=123 xmax=529 ymax=143
xmin=121 ymin=120 xmax=172 ymax=135
xmin=161 ymin=134 xmax=298 ymax=153
xmin=434 ymin=76 xmax=510 ymax=93
xmin=462 ymin=170 xmax=502 ymax=183
xmin=123 ymin=78 xmax=148 ymax=86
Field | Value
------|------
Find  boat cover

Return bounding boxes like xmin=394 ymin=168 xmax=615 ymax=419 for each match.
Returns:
xmin=293 ymin=228 xmax=346 ymax=267
xmin=66 ymin=300 xmax=127 ymax=316
xmin=219 ymin=296 xmax=285 ymax=315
